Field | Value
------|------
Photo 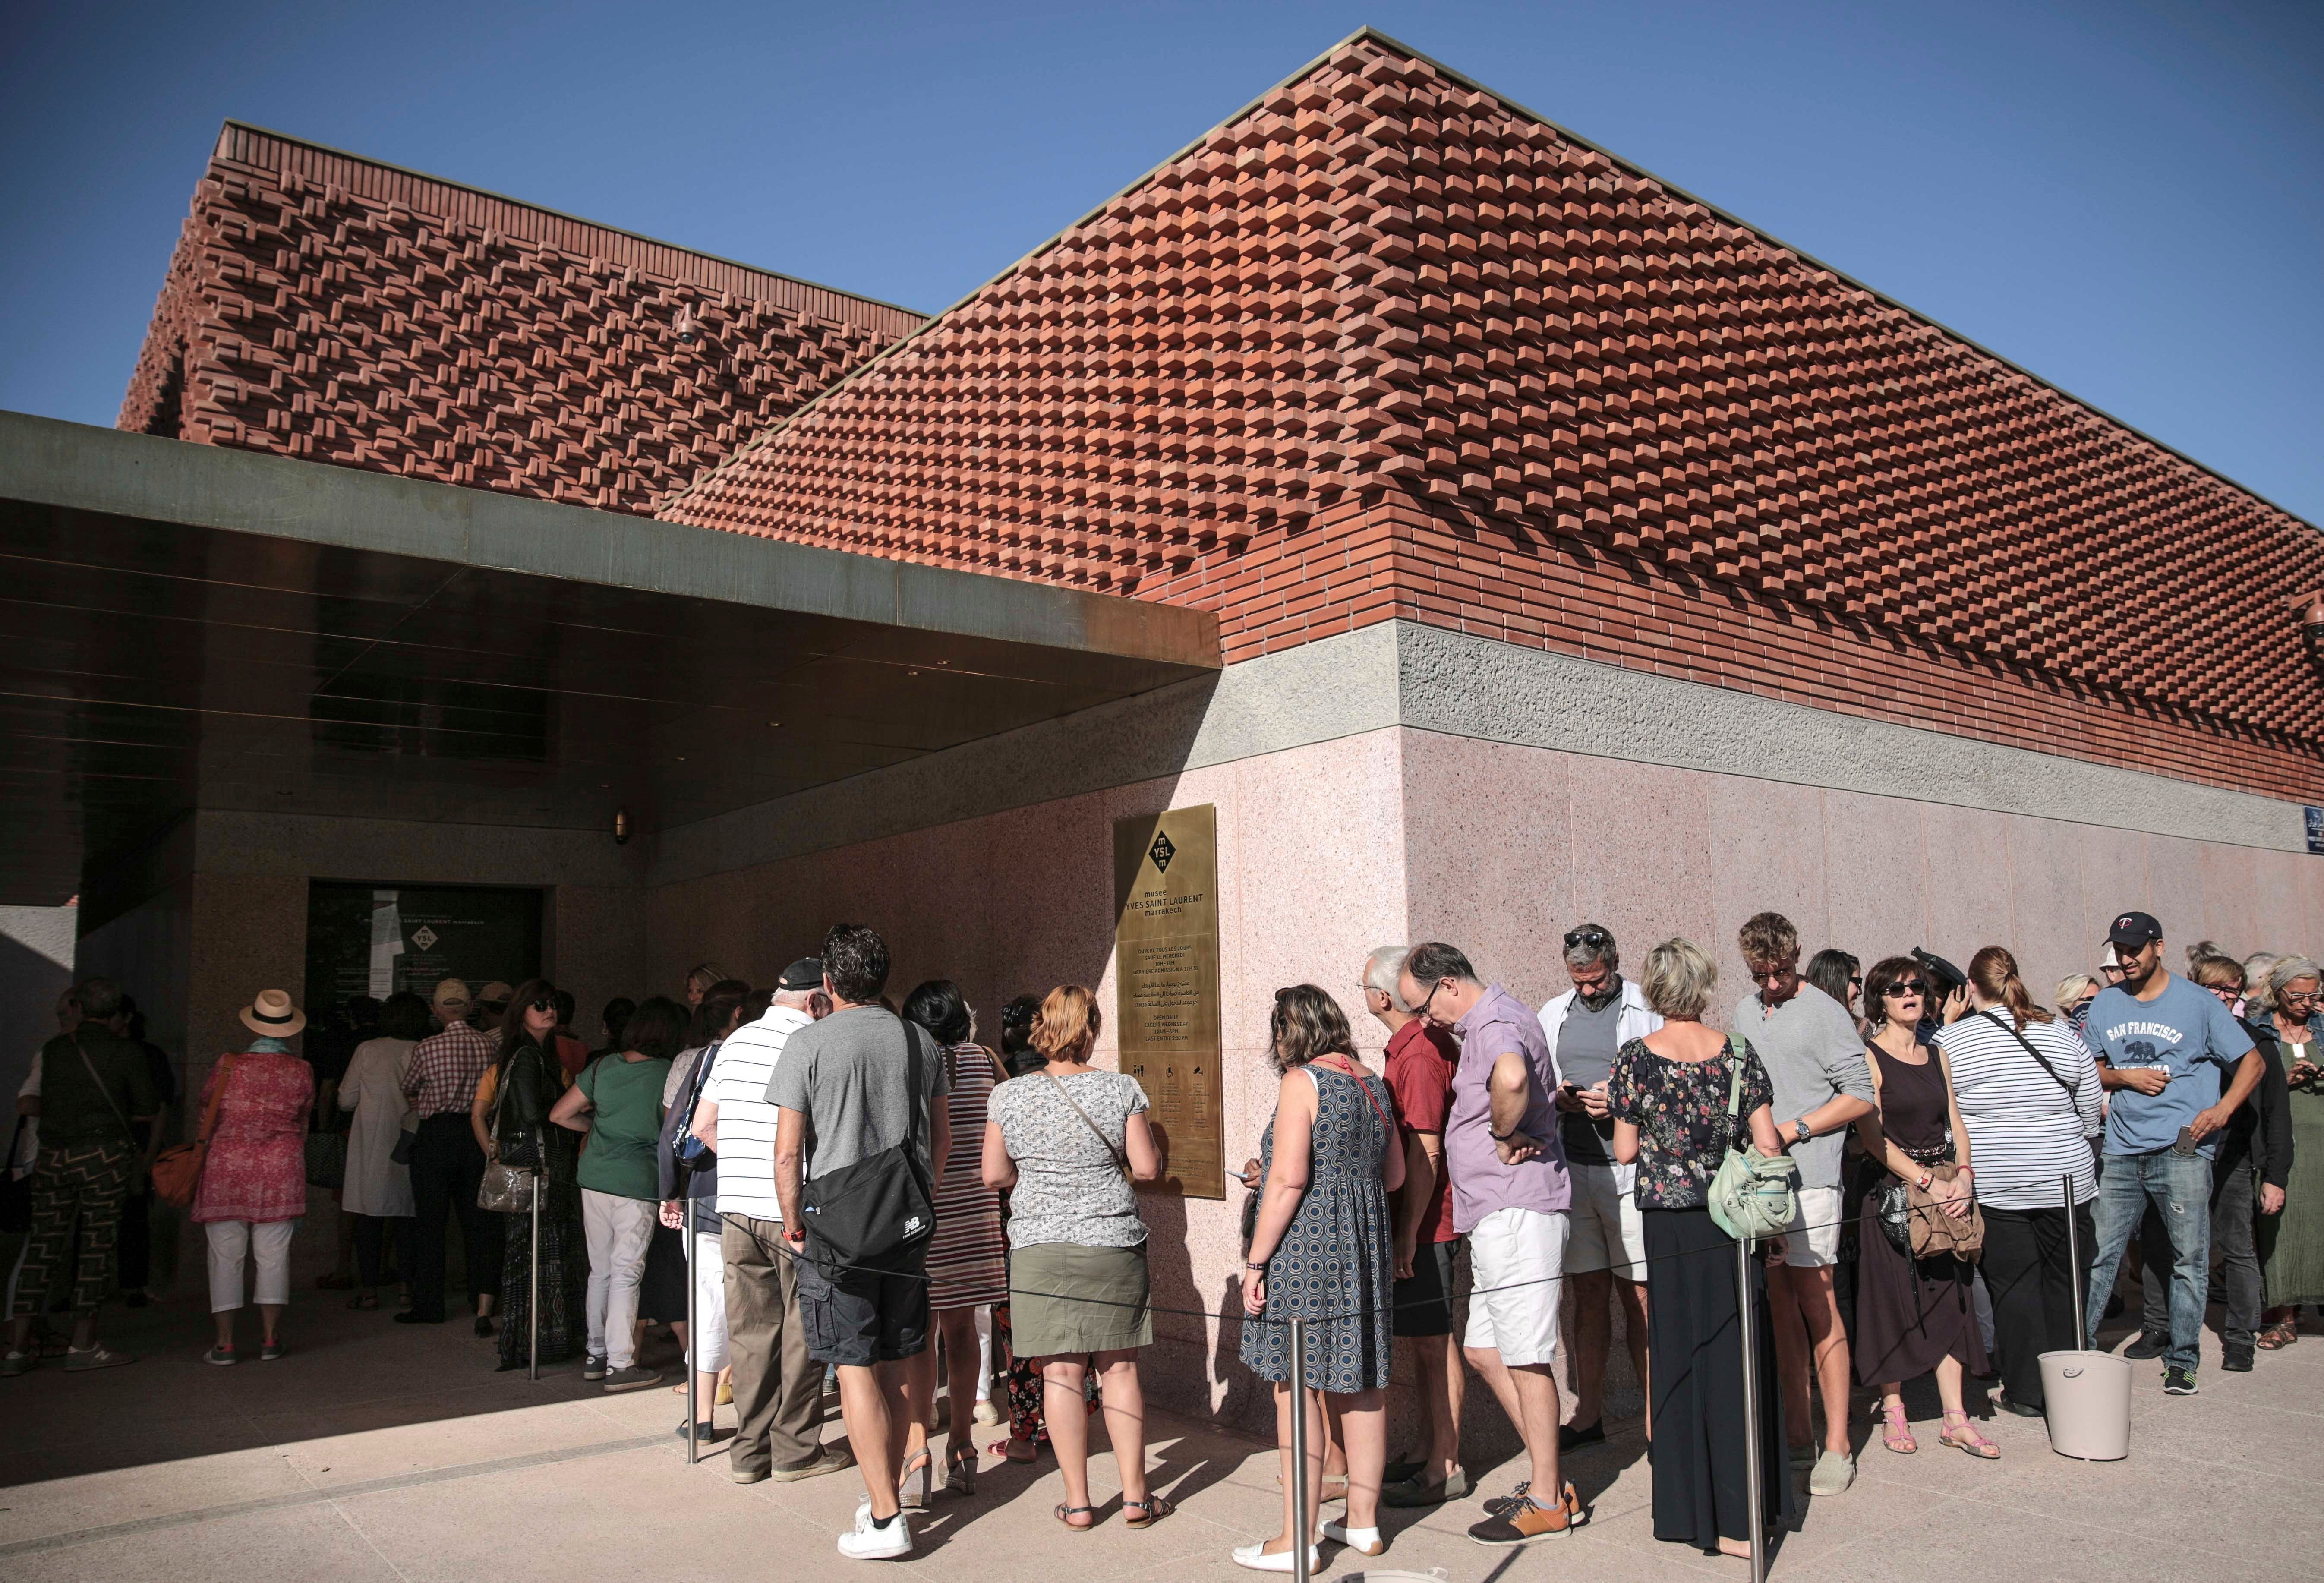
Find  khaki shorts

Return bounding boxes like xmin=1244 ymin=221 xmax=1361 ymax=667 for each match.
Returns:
xmin=1565 ymin=1162 xmax=1646 ymax=1281
xmin=1765 ymin=1186 xmax=1844 ymax=1269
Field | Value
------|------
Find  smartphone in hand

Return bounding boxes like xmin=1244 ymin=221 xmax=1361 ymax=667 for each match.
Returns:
xmin=2170 ymin=1126 xmax=2198 ymax=1158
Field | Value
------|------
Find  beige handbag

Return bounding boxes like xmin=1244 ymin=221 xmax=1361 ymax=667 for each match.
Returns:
xmin=1906 ymin=1163 xmax=1985 ymax=1261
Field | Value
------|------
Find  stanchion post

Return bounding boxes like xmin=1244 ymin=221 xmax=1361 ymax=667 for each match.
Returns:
xmin=528 ymin=1169 xmax=541 ymax=1382
xmin=2063 ymin=1172 xmax=2086 ymax=1348
xmin=1736 ymin=1232 xmax=1767 ymax=1583
xmin=684 ymin=1195 xmax=698 ymax=1465
xmin=1287 ymin=1318 xmax=1311 ymax=1583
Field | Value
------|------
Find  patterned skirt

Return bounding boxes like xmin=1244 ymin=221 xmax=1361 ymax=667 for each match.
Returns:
xmin=497 ymin=1180 xmax=587 ymax=1367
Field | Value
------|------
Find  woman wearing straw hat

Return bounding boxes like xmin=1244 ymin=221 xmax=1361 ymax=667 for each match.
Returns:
xmin=194 ymin=989 xmax=315 ymax=1364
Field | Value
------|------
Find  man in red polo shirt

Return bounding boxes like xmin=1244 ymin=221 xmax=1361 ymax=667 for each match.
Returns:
xmin=1366 ymin=945 xmax=1469 ymax=1508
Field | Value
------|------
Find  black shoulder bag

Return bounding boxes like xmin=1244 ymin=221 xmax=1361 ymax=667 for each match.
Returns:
xmin=798 ymin=1019 xmax=937 ymax=1276
xmin=1979 ymin=1009 xmax=2100 ymax=1165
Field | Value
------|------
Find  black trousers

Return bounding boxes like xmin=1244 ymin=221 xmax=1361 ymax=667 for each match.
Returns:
xmin=2141 ymin=1157 xmax=2264 ymax=1351
xmin=115 ymin=1187 xmax=155 ymax=1292
xmin=352 ymin=1214 xmax=413 ymax=1290
xmin=405 ymin=1114 xmax=499 ymax=1319
xmin=1980 ymin=1201 xmax=2094 ymax=1411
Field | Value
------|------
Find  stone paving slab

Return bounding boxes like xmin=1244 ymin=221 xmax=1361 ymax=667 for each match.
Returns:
xmin=3 ymin=1265 xmax=2318 ymax=1583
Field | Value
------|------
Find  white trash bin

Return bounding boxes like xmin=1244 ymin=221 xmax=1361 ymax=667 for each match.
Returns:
xmin=2038 ymin=1349 xmax=2131 ymax=1460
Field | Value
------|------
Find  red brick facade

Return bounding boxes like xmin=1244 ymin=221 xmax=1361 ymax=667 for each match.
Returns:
xmin=666 ymin=33 xmax=2324 ymax=802
xmin=121 ymin=123 xmax=922 ymax=515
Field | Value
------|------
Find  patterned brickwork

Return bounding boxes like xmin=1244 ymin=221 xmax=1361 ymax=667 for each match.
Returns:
xmin=666 ymin=32 xmax=2324 ymax=801
xmin=120 ymin=123 xmax=923 ymax=514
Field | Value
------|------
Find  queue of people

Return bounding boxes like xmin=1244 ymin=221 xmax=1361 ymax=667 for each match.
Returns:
xmin=5 ymin=901 xmax=2318 ymax=1572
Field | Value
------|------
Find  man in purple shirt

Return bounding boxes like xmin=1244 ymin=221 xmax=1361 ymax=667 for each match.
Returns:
xmin=1399 ymin=942 xmax=1585 ymax=1547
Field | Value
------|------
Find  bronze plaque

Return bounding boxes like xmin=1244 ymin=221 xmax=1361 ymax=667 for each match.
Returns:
xmin=1113 ymin=804 xmax=1225 ymax=1199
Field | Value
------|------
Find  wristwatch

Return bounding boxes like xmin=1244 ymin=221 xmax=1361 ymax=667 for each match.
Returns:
xmin=1791 ymin=1118 xmax=1812 ymax=1143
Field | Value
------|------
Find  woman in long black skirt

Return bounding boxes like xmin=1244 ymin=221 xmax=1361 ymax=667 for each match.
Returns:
xmin=1609 ymin=939 xmax=1799 ymax=1559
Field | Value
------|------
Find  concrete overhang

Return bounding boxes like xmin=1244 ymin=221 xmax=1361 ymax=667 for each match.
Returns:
xmin=0 ymin=411 xmax=1219 ymax=905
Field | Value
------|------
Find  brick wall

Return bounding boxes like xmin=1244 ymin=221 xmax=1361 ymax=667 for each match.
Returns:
xmin=668 ymin=32 xmax=2324 ymax=803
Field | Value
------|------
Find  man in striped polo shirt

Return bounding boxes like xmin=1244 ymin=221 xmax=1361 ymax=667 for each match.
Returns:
xmin=691 ymin=957 xmax=852 ymax=1486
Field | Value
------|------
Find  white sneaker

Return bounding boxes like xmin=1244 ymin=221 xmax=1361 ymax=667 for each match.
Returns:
xmin=837 ymin=1506 xmax=914 ymax=1560
xmin=1230 ymin=1539 xmax=1321 ymax=1573
xmin=972 ymin=1397 xmax=1001 ymax=1426
xmin=1321 ymin=1517 xmax=1384 ymax=1555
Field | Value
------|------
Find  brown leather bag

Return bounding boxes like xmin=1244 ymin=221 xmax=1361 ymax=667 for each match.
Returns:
xmin=152 ymin=1054 xmax=233 ymax=1209
xmin=1906 ymin=1162 xmax=1985 ymax=1262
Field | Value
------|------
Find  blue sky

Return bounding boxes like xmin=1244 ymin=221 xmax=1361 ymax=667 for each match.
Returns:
xmin=3 ymin=0 xmax=2318 ymax=522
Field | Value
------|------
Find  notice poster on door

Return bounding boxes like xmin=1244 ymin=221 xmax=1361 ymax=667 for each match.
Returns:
xmin=1112 ymin=804 xmax=1225 ymax=1199
xmin=306 ymin=881 xmax=544 ymax=1015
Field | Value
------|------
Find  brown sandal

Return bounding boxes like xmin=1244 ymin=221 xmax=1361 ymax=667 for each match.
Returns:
xmin=2258 ymin=1322 xmax=2299 ymax=1350
xmin=1123 ymin=1494 xmax=1175 ymax=1528
xmin=1054 ymin=1503 xmax=1096 ymax=1530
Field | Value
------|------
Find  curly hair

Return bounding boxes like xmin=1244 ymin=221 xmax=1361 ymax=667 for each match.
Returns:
xmin=1269 ymin=984 xmax=1357 ymax=1075
xmin=1737 ymin=912 xmax=1799 ymax=969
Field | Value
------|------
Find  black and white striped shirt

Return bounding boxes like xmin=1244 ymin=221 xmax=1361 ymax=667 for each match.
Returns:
xmin=1933 ymin=1009 xmax=2103 ymax=1210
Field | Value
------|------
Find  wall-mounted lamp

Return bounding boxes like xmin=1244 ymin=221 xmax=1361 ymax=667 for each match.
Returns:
xmin=674 ymin=304 xmax=697 ymax=343
xmin=612 ymin=807 xmax=631 ymax=845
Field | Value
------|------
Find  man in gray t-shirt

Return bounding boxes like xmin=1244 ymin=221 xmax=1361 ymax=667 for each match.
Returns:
xmin=1732 ymin=912 xmax=1874 ymax=1498
xmin=769 ymin=926 xmax=950 ymax=1561
xmin=766 ymin=1006 xmax=948 ymax=1179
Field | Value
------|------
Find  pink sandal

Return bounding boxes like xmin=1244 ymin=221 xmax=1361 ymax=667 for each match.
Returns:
xmin=1878 ymin=1400 xmax=1917 ymax=1454
xmin=1939 ymin=1409 xmax=1999 ymax=1459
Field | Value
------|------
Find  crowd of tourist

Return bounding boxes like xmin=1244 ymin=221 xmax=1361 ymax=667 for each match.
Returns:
xmin=6 ymin=903 xmax=2321 ymax=1568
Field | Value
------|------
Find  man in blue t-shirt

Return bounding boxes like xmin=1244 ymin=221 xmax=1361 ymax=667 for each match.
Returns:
xmin=2080 ymin=911 xmax=2262 ymax=1394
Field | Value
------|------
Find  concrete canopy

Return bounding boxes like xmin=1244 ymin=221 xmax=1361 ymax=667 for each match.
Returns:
xmin=0 ymin=411 xmax=1218 ymax=905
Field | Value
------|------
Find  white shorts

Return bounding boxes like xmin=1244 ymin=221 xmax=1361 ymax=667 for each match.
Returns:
xmin=1565 ymin=1163 xmax=1646 ymax=1281
xmin=1767 ymin=1186 xmax=1844 ymax=1269
xmin=1461 ymin=1205 xmax=1568 ymax=1367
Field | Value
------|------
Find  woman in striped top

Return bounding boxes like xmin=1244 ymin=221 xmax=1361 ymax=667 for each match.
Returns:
xmin=1932 ymin=946 xmax=2103 ymax=1416
xmin=901 ymin=979 xmax=1008 ymax=1501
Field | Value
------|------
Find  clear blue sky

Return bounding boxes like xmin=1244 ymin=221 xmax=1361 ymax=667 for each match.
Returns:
xmin=3 ymin=0 xmax=2318 ymax=522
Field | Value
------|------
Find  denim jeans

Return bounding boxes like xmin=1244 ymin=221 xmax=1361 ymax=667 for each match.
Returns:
xmin=2140 ymin=1157 xmax=2264 ymax=1353
xmin=2086 ymin=1148 xmax=2214 ymax=1371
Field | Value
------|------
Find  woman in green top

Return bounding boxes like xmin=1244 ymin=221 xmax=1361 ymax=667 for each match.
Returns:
xmin=550 ymin=993 xmax=678 ymax=1391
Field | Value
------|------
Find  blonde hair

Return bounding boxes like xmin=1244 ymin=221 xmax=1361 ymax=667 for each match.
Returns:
xmin=2189 ymin=955 xmax=2245 ymax=993
xmin=1032 ymin=984 xmax=1102 ymax=1060
xmin=1643 ymin=938 xmax=1718 ymax=1020
xmin=2055 ymin=973 xmax=2099 ymax=1006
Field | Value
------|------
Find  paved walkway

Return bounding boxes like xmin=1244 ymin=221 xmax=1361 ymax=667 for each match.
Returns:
xmin=5 ymin=1271 xmax=2321 ymax=1583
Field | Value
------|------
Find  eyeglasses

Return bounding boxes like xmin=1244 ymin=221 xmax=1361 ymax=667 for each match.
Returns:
xmin=2280 ymin=987 xmax=2320 ymax=1006
xmin=1564 ymin=927 xmax=1610 ymax=949
xmin=1883 ymin=980 xmax=1929 ymax=999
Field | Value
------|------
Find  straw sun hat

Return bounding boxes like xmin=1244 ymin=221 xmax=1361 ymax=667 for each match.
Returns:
xmin=239 ymin=988 xmax=307 ymax=1039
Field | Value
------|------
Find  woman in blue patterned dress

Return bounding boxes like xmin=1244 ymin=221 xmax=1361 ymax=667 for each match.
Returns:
xmin=1235 ymin=985 xmax=1406 ymax=1573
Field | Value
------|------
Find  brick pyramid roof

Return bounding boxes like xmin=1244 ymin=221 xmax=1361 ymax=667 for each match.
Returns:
xmin=665 ymin=28 xmax=2324 ymax=788
xmin=121 ymin=123 xmax=925 ymax=514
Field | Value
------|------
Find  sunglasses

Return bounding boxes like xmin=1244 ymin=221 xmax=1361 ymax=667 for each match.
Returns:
xmin=1883 ymin=980 xmax=1929 ymax=999
xmin=527 ymin=996 xmax=556 ymax=1013
xmin=1564 ymin=927 xmax=1610 ymax=949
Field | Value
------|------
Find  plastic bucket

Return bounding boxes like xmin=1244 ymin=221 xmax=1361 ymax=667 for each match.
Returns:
xmin=2037 ymin=1349 xmax=2132 ymax=1460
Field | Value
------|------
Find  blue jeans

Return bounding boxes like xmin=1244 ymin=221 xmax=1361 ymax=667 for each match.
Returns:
xmin=2085 ymin=1149 xmax=2213 ymax=1371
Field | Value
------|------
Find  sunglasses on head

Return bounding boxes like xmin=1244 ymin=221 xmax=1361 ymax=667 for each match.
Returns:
xmin=1883 ymin=979 xmax=1928 ymax=999
xmin=1564 ymin=927 xmax=1609 ymax=949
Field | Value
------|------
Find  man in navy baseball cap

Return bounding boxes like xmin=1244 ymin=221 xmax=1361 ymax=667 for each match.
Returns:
xmin=2079 ymin=908 xmax=2264 ymax=1392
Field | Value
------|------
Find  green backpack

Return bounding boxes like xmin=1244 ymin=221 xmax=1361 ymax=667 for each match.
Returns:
xmin=1707 ymin=1033 xmax=1801 ymax=1243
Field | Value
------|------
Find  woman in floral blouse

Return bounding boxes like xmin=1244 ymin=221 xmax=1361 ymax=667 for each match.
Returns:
xmin=195 ymin=989 xmax=315 ymax=1365
xmin=1607 ymin=939 xmax=1796 ymax=1560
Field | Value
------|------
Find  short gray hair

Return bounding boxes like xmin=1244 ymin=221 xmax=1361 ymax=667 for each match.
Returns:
xmin=2244 ymin=954 xmax=2280 ymax=995
xmin=1641 ymin=938 xmax=1718 ymax=1021
xmin=1363 ymin=946 xmax=1413 ymax=1010
xmin=2266 ymin=955 xmax=2321 ymax=1013
xmin=1564 ymin=925 xmax=1618 ymax=972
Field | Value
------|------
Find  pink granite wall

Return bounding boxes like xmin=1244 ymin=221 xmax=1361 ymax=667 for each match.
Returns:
xmin=1401 ymin=732 xmax=2324 ymax=1017
xmin=645 ymin=730 xmax=1413 ymax=1423
xmin=644 ymin=724 xmax=2324 ymax=1434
